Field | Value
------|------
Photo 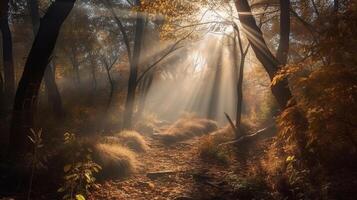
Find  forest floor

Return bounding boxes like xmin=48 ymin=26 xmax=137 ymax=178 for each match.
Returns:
xmin=89 ymin=134 xmax=272 ymax=200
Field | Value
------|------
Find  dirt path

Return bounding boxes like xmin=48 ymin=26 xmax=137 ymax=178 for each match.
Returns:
xmin=89 ymin=136 xmax=242 ymax=200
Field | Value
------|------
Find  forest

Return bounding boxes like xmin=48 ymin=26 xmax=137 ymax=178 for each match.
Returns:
xmin=0 ymin=0 xmax=356 ymax=199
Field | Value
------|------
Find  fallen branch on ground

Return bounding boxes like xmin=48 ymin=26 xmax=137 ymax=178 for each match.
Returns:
xmin=217 ymin=124 xmax=276 ymax=148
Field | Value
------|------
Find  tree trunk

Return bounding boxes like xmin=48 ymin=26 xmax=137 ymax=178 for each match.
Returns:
xmin=334 ymin=0 xmax=339 ymax=12
xmin=9 ymin=0 xmax=75 ymax=157
xmin=137 ymin=72 xmax=153 ymax=117
xmin=235 ymin=0 xmax=292 ymax=109
xmin=26 ymin=0 xmax=40 ymax=33
xmin=27 ymin=0 xmax=64 ymax=118
xmin=0 ymin=0 xmax=15 ymax=105
xmin=123 ymin=0 xmax=144 ymax=129
xmin=0 ymin=72 xmax=4 ymax=108
xmin=234 ymin=32 xmax=248 ymax=133
xmin=207 ymin=47 xmax=223 ymax=120
xmin=44 ymin=63 xmax=64 ymax=118
xmin=276 ymin=0 xmax=291 ymax=65
xmin=70 ymin=46 xmax=81 ymax=86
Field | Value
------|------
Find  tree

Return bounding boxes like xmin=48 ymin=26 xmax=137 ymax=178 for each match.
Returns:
xmin=232 ymin=24 xmax=250 ymax=137
xmin=122 ymin=0 xmax=145 ymax=129
xmin=234 ymin=0 xmax=292 ymax=109
xmin=27 ymin=0 xmax=64 ymax=118
xmin=9 ymin=0 xmax=76 ymax=157
xmin=0 ymin=0 xmax=15 ymax=105
xmin=276 ymin=0 xmax=290 ymax=65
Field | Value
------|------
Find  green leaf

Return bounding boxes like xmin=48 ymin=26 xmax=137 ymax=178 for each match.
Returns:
xmin=75 ymin=194 xmax=86 ymax=200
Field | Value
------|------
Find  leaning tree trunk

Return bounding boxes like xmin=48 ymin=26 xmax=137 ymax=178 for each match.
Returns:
xmin=9 ymin=0 xmax=75 ymax=157
xmin=0 ymin=0 xmax=15 ymax=106
xmin=27 ymin=0 xmax=64 ymax=118
xmin=235 ymin=0 xmax=292 ymax=109
xmin=123 ymin=0 xmax=144 ymax=129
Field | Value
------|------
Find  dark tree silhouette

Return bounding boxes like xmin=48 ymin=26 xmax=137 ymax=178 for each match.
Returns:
xmin=0 ymin=0 xmax=15 ymax=105
xmin=123 ymin=0 xmax=145 ymax=129
xmin=9 ymin=0 xmax=76 ymax=156
xmin=27 ymin=0 xmax=65 ymax=118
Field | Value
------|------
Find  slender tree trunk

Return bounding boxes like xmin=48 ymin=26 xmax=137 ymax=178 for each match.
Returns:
xmin=207 ymin=47 xmax=223 ymax=120
xmin=123 ymin=0 xmax=144 ymax=129
xmin=276 ymin=0 xmax=291 ymax=65
xmin=70 ymin=46 xmax=81 ymax=86
xmin=102 ymin=58 xmax=114 ymax=110
xmin=137 ymin=73 xmax=153 ymax=117
xmin=90 ymin=58 xmax=97 ymax=91
xmin=26 ymin=0 xmax=40 ymax=33
xmin=27 ymin=0 xmax=64 ymax=118
xmin=44 ymin=63 xmax=64 ymax=118
xmin=334 ymin=0 xmax=339 ymax=12
xmin=0 ymin=0 xmax=15 ymax=105
xmin=9 ymin=0 xmax=75 ymax=157
xmin=84 ymin=44 xmax=97 ymax=92
xmin=235 ymin=0 xmax=292 ymax=109
xmin=0 ymin=72 xmax=4 ymax=109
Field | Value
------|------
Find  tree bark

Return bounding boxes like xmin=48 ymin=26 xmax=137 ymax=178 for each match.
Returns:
xmin=123 ymin=0 xmax=144 ymax=129
xmin=44 ymin=63 xmax=64 ymax=118
xmin=0 ymin=0 xmax=15 ymax=105
xmin=234 ymin=0 xmax=292 ymax=109
xmin=27 ymin=0 xmax=64 ymax=118
xmin=9 ymin=0 xmax=75 ymax=157
xmin=137 ymin=72 xmax=153 ymax=117
xmin=276 ymin=0 xmax=291 ymax=65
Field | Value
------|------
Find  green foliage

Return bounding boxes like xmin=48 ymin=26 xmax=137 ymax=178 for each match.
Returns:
xmin=58 ymin=133 xmax=101 ymax=200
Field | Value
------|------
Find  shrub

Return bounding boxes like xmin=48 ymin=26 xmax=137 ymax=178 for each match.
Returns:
xmin=157 ymin=117 xmax=218 ymax=144
xmin=113 ymin=130 xmax=149 ymax=152
xmin=93 ymin=143 xmax=137 ymax=180
xmin=58 ymin=133 xmax=102 ymax=200
xmin=198 ymin=126 xmax=234 ymax=164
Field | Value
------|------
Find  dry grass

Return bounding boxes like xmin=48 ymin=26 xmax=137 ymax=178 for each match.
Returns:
xmin=198 ymin=126 xmax=235 ymax=164
xmin=157 ymin=117 xmax=218 ymax=144
xmin=93 ymin=143 xmax=137 ymax=180
xmin=114 ymin=130 xmax=149 ymax=152
xmin=134 ymin=113 xmax=163 ymax=135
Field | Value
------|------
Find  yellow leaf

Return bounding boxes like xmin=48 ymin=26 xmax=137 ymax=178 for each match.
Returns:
xmin=286 ymin=156 xmax=295 ymax=162
xmin=75 ymin=194 xmax=86 ymax=200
